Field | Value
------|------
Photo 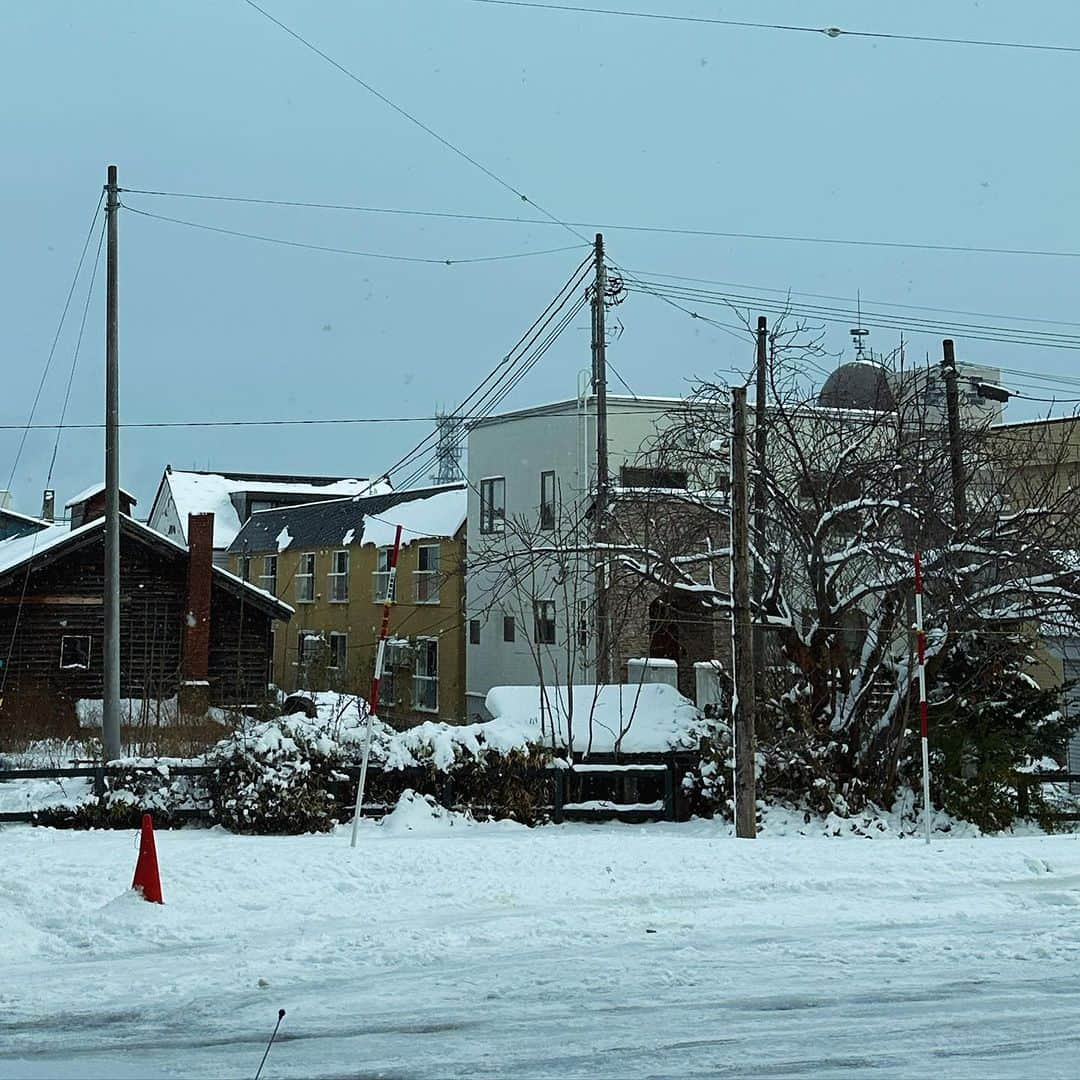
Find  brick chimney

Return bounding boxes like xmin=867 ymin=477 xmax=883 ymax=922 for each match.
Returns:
xmin=180 ymin=512 xmax=214 ymax=715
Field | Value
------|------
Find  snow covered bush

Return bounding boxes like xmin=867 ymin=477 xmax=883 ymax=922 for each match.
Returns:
xmin=205 ymin=716 xmax=350 ymax=834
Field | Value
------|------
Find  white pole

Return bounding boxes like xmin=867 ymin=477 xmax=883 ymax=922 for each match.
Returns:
xmin=914 ymin=550 xmax=932 ymax=844
xmin=350 ymin=524 xmax=403 ymax=847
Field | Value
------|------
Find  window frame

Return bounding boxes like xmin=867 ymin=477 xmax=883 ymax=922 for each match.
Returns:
xmin=259 ymin=554 xmax=278 ymax=596
xmin=328 ymin=631 xmax=348 ymax=671
xmin=414 ymin=543 xmax=441 ymax=604
xmin=479 ymin=476 xmax=506 ymax=535
xmin=59 ymin=635 xmax=92 ymax=671
xmin=413 ymin=636 xmax=439 ymax=713
xmin=539 ymin=470 xmax=556 ymax=531
xmin=373 ymin=546 xmax=394 ymax=603
xmin=328 ymin=549 xmax=350 ymax=603
xmin=296 ymin=629 xmax=322 ymax=666
xmin=295 ymin=552 xmax=316 ymax=603
xmin=533 ymin=599 xmax=556 ymax=645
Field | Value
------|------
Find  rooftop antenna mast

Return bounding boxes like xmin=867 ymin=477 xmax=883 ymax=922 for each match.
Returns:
xmin=850 ymin=290 xmax=870 ymax=362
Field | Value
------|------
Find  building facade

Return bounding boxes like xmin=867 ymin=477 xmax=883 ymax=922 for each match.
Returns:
xmin=227 ymin=484 xmax=467 ymax=727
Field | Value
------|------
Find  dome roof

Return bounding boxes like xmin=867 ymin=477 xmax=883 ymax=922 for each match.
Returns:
xmin=817 ymin=361 xmax=896 ymax=412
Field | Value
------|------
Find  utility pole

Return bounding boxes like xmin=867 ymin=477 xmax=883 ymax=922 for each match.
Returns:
xmin=941 ymin=338 xmax=967 ymax=531
xmin=751 ymin=316 xmax=768 ymax=699
xmin=102 ymin=165 xmax=122 ymax=762
xmin=591 ymin=233 xmax=611 ymax=683
xmin=730 ymin=386 xmax=757 ymax=838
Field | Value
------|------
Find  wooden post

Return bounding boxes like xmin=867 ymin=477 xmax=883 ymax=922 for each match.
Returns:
xmin=102 ymin=164 xmax=122 ymax=762
xmin=731 ymin=387 xmax=757 ymax=838
xmin=941 ymin=338 xmax=967 ymax=531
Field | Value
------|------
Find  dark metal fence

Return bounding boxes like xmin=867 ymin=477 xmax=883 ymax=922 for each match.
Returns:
xmin=0 ymin=759 xmax=686 ymax=826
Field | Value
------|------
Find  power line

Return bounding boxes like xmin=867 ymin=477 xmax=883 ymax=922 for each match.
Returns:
xmin=4 ymin=193 xmax=105 ymax=499
xmin=621 ymin=276 xmax=1080 ymax=352
xmin=459 ymin=0 xmax=1080 ymax=54
xmin=120 ymin=201 xmax=586 ymax=265
xmin=239 ymin=0 xmax=589 ymax=244
xmin=630 ymin=269 xmax=1080 ymax=333
xmin=119 ymin=187 xmax=1080 ymax=261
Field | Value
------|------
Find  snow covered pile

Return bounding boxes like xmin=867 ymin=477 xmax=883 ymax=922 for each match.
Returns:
xmin=483 ymin=683 xmax=711 ymax=755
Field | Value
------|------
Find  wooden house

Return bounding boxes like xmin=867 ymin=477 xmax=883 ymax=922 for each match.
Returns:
xmin=0 ymin=489 xmax=292 ymax=717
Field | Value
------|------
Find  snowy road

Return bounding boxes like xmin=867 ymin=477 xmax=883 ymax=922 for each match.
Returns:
xmin=3 ymin=813 xmax=1080 ymax=1079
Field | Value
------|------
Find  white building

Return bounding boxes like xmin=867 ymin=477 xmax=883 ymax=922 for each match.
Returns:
xmin=464 ymin=394 xmax=686 ymax=719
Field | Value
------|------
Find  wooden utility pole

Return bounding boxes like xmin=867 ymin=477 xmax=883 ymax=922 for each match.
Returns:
xmin=730 ymin=386 xmax=757 ymax=838
xmin=591 ymin=233 xmax=611 ymax=683
xmin=751 ymin=316 xmax=768 ymax=698
xmin=941 ymin=338 xmax=967 ymax=531
xmin=103 ymin=164 xmax=122 ymax=762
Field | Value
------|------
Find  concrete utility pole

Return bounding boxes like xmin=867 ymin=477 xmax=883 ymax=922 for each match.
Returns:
xmin=730 ymin=386 xmax=757 ymax=838
xmin=102 ymin=165 xmax=122 ymax=762
xmin=941 ymin=338 xmax=968 ymax=531
xmin=591 ymin=233 xmax=611 ymax=683
xmin=751 ymin=316 xmax=768 ymax=698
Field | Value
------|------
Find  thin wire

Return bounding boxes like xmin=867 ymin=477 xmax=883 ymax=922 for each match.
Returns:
xmin=460 ymin=0 xmax=1080 ymax=54
xmin=119 ymin=187 xmax=1080 ymax=261
xmin=4 ymin=193 xmax=105 ymax=498
xmin=630 ymin=268 xmax=1080 ymax=332
xmin=239 ymin=0 xmax=590 ymax=244
xmin=121 ymin=202 xmax=586 ymax=265
xmin=47 ymin=218 xmax=107 ymax=484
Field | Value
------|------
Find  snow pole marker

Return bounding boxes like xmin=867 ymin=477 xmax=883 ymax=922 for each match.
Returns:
xmin=914 ymin=550 xmax=932 ymax=845
xmin=253 ymin=1008 xmax=286 ymax=1080
xmin=350 ymin=523 xmax=403 ymax=847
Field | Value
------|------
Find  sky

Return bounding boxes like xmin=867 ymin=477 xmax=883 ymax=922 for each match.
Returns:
xmin=2 ymin=0 xmax=1079 ymax=516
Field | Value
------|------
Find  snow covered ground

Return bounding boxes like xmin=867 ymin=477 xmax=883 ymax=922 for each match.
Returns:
xmin=3 ymin=810 xmax=1080 ymax=1079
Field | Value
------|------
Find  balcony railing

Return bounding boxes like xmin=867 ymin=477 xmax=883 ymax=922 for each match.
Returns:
xmin=413 ymin=570 xmax=440 ymax=604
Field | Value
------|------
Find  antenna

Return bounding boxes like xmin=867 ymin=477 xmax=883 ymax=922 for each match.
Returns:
xmin=431 ymin=411 xmax=464 ymax=484
xmin=849 ymin=289 xmax=870 ymax=361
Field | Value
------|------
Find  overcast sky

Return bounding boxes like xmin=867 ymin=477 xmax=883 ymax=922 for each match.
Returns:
xmin=3 ymin=1 xmax=1078 ymax=515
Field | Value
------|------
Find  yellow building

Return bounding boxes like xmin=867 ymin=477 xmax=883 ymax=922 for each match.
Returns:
xmin=227 ymin=484 xmax=467 ymax=727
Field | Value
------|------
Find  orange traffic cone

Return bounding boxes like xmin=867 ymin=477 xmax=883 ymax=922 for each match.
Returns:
xmin=132 ymin=813 xmax=163 ymax=904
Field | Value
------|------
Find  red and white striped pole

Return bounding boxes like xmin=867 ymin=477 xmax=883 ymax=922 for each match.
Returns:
xmin=351 ymin=524 xmax=403 ymax=847
xmin=914 ymin=549 xmax=932 ymax=844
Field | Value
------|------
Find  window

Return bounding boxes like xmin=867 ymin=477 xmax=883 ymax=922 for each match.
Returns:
xmin=260 ymin=555 xmax=278 ymax=596
xmin=503 ymin=615 xmax=516 ymax=643
xmin=479 ymin=476 xmax=506 ymax=534
xmin=414 ymin=544 xmax=441 ymax=604
xmin=329 ymin=550 xmax=349 ymax=602
xmin=168 ymin=524 xmax=177 ymax=536
xmin=469 ymin=619 xmax=481 ymax=645
xmin=534 ymin=600 xmax=556 ymax=645
xmin=619 ymin=465 xmax=688 ymax=490
xmin=414 ymin=637 xmax=439 ymax=712
xmin=296 ymin=553 xmax=316 ymax=602
xmin=578 ymin=599 xmax=589 ymax=652
xmin=59 ymin=635 xmax=91 ymax=671
xmin=373 ymin=547 xmax=394 ymax=602
xmin=249 ymin=499 xmax=274 ymax=515
xmin=297 ymin=630 xmax=322 ymax=665
xmin=539 ymin=470 xmax=556 ymax=530
xmin=328 ymin=632 xmax=348 ymax=670
xmin=380 ymin=640 xmax=407 ymax=707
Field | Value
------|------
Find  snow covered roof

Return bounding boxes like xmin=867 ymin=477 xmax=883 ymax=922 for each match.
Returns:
xmin=64 ymin=483 xmax=137 ymax=508
xmin=153 ymin=469 xmax=390 ymax=549
xmin=227 ymin=484 xmax=467 ymax=554
xmin=0 ymin=516 xmax=293 ymax=619
xmin=483 ymin=683 xmax=707 ymax=755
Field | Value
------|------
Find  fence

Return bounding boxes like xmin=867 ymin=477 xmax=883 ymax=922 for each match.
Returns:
xmin=0 ymin=758 xmax=687 ymax=826
xmin=1015 ymin=771 xmax=1080 ymax=821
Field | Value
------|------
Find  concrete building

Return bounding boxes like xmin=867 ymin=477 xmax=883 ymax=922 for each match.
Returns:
xmin=227 ymin=484 xmax=467 ymax=726
xmin=464 ymin=394 xmax=726 ymax=718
